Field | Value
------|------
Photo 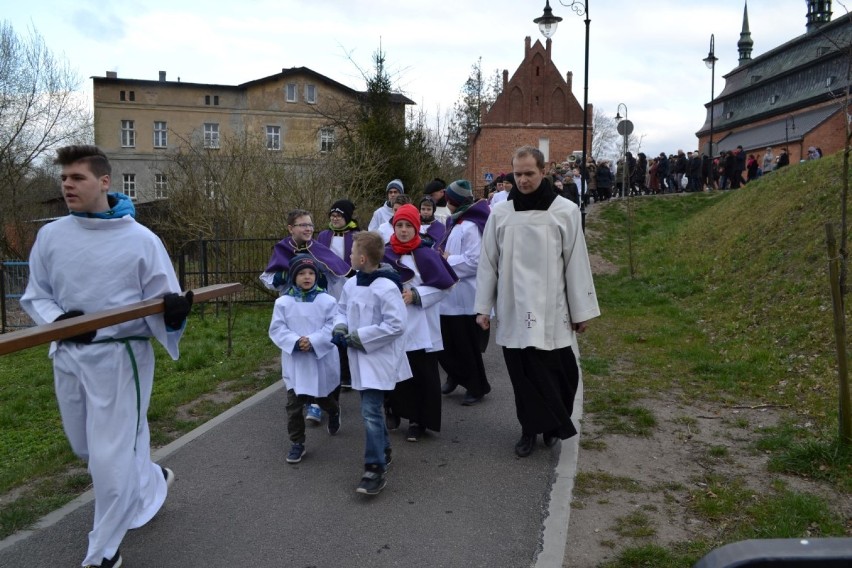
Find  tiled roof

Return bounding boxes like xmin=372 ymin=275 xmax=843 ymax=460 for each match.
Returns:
xmin=697 ymin=16 xmax=852 ymax=135
xmin=716 ymin=104 xmax=839 ymax=152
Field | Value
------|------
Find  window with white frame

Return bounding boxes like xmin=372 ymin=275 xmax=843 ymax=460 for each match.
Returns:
xmin=286 ymin=83 xmax=297 ymax=102
xmin=320 ymin=128 xmax=335 ymax=153
xmin=305 ymin=84 xmax=317 ymax=104
xmin=122 ymin=173 xmax=136 ymax=200
xmin=154 ymin=121 xmax=167 ymax=148
xmin=266 ymin=125 xmax=281 ymax=150
xmin=121 ymin=120 xmax=135 ymax=147
xmin=204 ymin=123 xmax=220 ymax=148
xmin=154 ymin=173 xmax=168 ymax=199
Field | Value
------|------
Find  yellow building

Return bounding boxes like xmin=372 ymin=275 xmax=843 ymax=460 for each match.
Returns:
xmin=93 ymin=67 xmax=413 ymax=203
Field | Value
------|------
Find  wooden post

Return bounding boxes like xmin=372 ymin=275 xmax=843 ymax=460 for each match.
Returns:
xmin=0 ymin=283 xmax=242 ymax=356
xmin=826 ymin=224 xmax=852 ymax=444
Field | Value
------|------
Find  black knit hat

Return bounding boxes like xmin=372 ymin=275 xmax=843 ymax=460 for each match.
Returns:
xmin=329 ymin=199 xmax=355 ymax=224
xmin=424 ymin=178 xmax=446 ymax=195
xmin=288 ymin=254 xmax=319 ymax=287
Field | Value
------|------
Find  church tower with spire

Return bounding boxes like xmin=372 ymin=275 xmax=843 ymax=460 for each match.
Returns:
xmin=737 ymin=1 xmax=753 ymax=65
xmin=806 ymin=0 xmax=832 ymax=32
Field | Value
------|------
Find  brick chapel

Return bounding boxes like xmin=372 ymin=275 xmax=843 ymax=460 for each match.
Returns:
xmin=466 ymin=36 xmax=592 ymax=192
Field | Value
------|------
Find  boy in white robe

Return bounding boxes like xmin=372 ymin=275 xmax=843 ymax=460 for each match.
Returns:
xmin=269 ymin=254 xmax=342 ymax=464
xmin=332 ymin=232 xmax=410 ymax=495
xmin=20 ymin=145 xmax=192 ymax=568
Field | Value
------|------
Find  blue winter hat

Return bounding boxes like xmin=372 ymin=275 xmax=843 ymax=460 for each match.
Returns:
xmin=445 ymin=180 xmax=473 ymax=206
xmin=386 ymin=179 xmax=404 ymax=194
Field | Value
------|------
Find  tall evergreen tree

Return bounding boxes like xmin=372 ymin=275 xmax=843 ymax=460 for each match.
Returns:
xmin=447 ymin=58 xmax=501 ymax=168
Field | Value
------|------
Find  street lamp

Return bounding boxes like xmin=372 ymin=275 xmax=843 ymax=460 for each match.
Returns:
xmin=535 ymin=0 xmax=590 ymax=231
xmin=615 ymin=104 xmax=630 ymax=197
xmin=614 ymin=103 xmax=636 ymax=277
xmin=703 ymin=34 xmax=718 ymax=158
xmin=785 ymin=114 xmax=796 ymax=152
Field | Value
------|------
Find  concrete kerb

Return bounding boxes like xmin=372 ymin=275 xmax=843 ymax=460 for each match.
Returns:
xmin=536 ymin=377 xmax=584 ymax=568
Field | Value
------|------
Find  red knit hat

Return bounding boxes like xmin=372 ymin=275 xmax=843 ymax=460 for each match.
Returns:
xmin=392 ymin=203 xmax=421 ymax=232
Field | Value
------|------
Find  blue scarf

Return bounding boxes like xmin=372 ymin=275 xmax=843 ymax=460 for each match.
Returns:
xmin=71 ymin=192 xmax=136 ymax=219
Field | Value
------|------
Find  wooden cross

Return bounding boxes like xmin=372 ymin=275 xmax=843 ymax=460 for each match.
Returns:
xmin=0 ymin=283 xmax=243 ymax=356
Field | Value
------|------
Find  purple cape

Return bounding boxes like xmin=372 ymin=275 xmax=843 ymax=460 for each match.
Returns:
xmin=316 ymin=228 xmax=359 ymax=266
xmin=383 ymin=245 xmax=458 ymax=290
xmin=265 ymin=236 xmax=352 ymax=277
xmin=438 ymin=199 xmax=490 ymax=251
xmin=421 ymin=221 xmax=446 ymax=247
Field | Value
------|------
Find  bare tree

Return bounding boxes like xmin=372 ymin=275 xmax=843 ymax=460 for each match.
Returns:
xmin=0 ymin=21 xmax=92 ymax=258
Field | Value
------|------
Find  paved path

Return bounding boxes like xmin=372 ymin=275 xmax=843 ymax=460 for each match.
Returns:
xmin=0 ymin=338 xmax=582 ymax=567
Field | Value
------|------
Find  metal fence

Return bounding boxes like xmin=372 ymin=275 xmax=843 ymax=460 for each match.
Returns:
xmin=1 ymin=261 xmax=33 ymax=333
xmin=177 ymin=237 xmax=280 ymax=303
xmin=1 ymin=238 xmax=279 ymax=332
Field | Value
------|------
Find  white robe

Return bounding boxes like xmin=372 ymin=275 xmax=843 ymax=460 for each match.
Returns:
xmin=474 ymin=198 xmax=600 ymax=350
xmin=434 ymin=205 xmax=451 ymax=225
xmin=398 ymin=255 xmax=447 ymax=352
xmin=377 ymin=220 xmax=394 ymax=244
xmin=368 ymin=204 xmax=394 ymax=231
xmin=439 ymin=219 xmax=482 ymax=316
xmin=334 ymin=275 xmax=411 ymax=390
xmin=20 ymin=214 xmax=183 ymax=565
xmin=490 ymin=190 xmax=509 ymax=206
xmin=268 ymin=293 xmax=340 ymax=397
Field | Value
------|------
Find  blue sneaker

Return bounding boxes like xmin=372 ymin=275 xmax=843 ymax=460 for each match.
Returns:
xmin=305 ymin=404 xmax=322 ymax=424
xmin=286 ymin=442 xmax=306 ymax=464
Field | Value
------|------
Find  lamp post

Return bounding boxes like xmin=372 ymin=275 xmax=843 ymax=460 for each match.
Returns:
xmin=785 ymin=114 xmax=796 ymax=154
xmin=703 ymin=34 xmax=718 ymax=158
xmin=535 ymin=0 xmax=590 ymax=231
xmin=614 ymin=103 xmax=636 ymax=277
xmin=614 ymin=104 xmax=630 ymax=196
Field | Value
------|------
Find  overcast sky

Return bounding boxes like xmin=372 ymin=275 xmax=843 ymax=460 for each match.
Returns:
xmin=6 ymin=0 xmax=829 ymax=163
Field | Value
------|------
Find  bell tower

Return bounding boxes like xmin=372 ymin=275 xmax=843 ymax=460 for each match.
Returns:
xmin=738 ymin=1 xmax=753 ymax=65
xmin=806 ymin=0 xmax=832 ymax=32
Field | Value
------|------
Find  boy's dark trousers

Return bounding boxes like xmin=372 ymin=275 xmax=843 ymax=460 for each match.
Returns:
xmin=285 ymin=388 xmax=340 ymax=443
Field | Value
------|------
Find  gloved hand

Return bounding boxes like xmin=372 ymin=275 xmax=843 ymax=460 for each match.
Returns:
xmin=54 ymin=310 xmax=96 ymax=344
xmin=272 ymin=271 xmax=287 ymax=289
xmin=346 ymin=330 xmax=364 ymax=351
xmin=330 ymin=333 xmax=348 ymax=348
xmin=163 ymin=291 xmax=194 ymax=330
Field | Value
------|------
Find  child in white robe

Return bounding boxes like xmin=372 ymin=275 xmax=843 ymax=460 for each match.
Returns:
xmin=269 ymin=254 xmax=341 ymax=464
xmin=332 ymin=232 xmax=410 ymax=495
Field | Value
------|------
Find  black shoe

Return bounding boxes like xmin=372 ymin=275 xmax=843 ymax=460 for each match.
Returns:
xmin=441 ymin=379 xmax=458 ymax=395
xmin=515 ymin=434 xmax=536 ymax=457
xmin=327 ymin=410 xmax=341 ymax=435
xmin=84 ymin=548 xmax=122 ymax=568
xmin=406 ymin=423 xmax=424 ymax=442
xmin=385 ymin=410 xmax=401 ymax=430
xmin=356 ymin=464 xmax=387 ymax=495
xmin=543 ymin=432 xmax=559 ymax=447
xmin=161 ymin=466 xmax=175 ymax=488
xmin=462 ymin=392 xmax=484 ymax=406
xmin=385 ymin=447 xmax=393 ymax=468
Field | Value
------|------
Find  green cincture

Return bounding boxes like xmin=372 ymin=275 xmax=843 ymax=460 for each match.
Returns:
xmin=92 ymin=336 xmax=149 ymax=451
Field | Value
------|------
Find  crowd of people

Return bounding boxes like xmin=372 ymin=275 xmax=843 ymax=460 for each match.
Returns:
xmin=20 ymin=143 xmax=599 ymax=566
xmin=493 ymin=143 xmax=824 ymax=205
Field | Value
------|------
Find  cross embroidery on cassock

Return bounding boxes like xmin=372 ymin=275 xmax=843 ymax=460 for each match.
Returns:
xmin=525 ymin=312 xmax=537 ymax=328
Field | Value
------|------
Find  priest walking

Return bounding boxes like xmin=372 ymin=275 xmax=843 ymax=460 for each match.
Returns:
xmin=473 ymin=145 xmax=600 ymax=458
